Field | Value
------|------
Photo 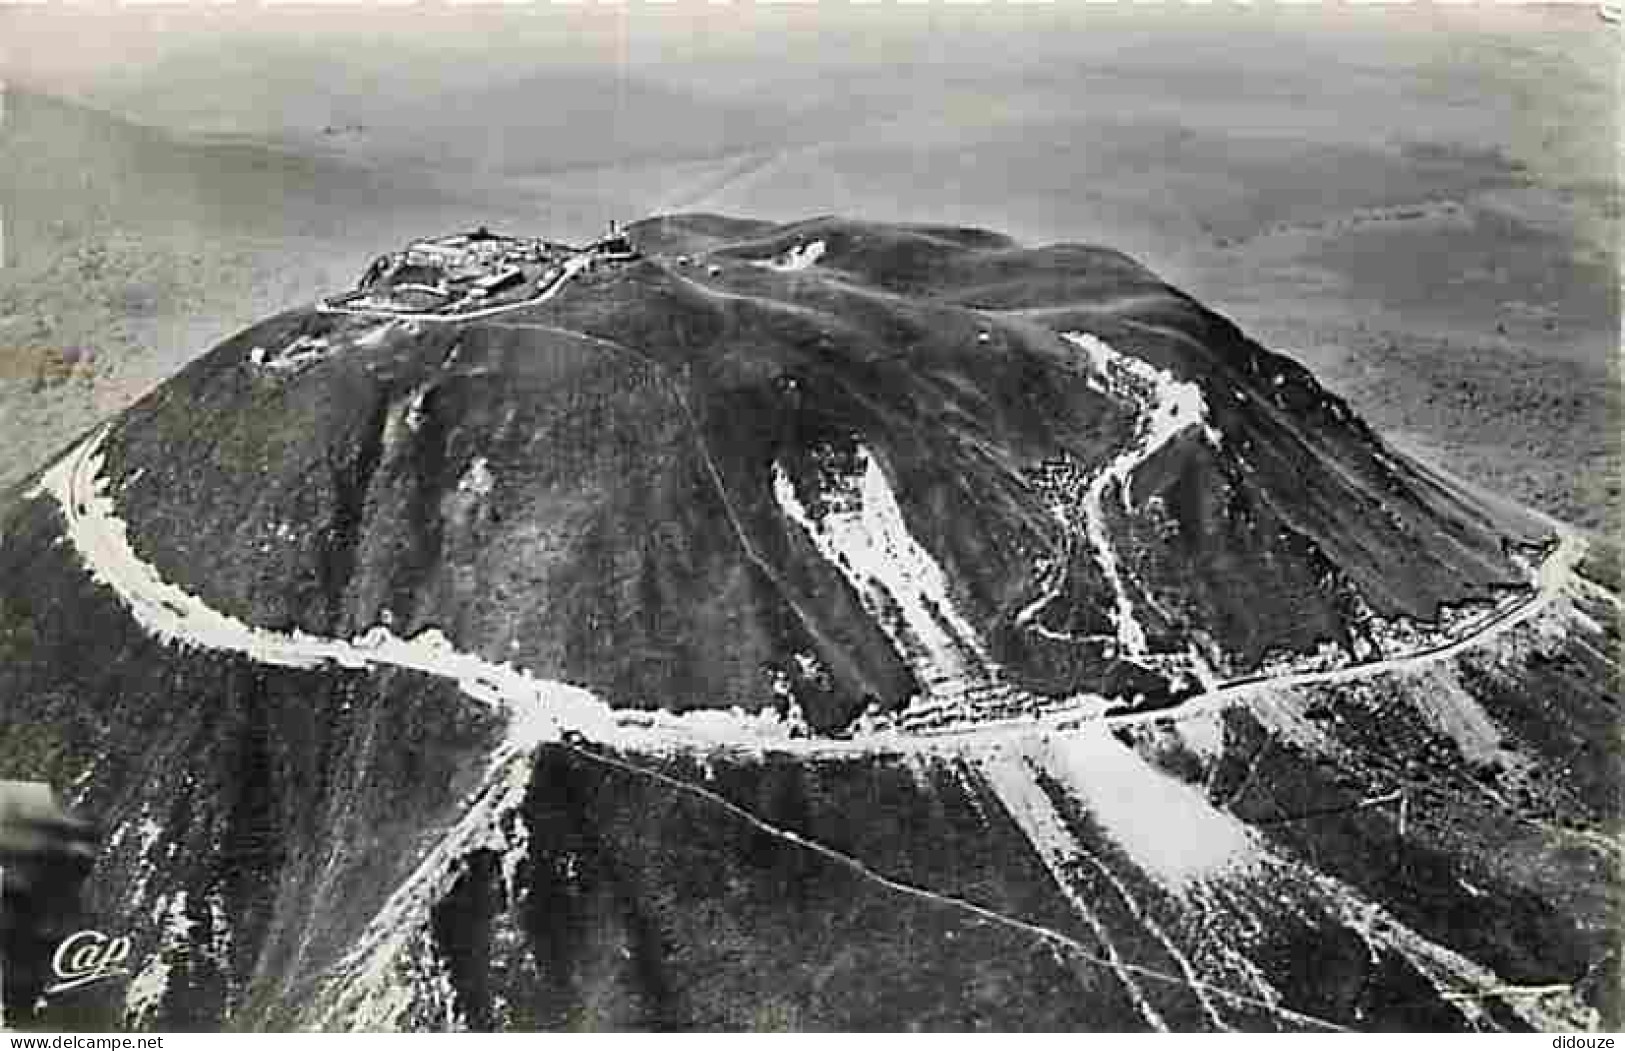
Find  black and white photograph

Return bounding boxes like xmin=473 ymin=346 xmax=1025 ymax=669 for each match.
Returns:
xmin=0 ymin=0 xmax=1618 ymax=1034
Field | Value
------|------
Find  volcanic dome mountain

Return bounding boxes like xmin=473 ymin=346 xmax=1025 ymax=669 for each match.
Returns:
xmin=59 ymin=215 xmax=1536 ymax=723
xmin=0 ymin=215 xmax=1617 ymax=1032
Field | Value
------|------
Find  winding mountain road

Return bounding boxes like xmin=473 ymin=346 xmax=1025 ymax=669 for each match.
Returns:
xmin=1012 ymin=332 xmax=1216 ymax=659
xmin=30 ymin=411 xmax=1596 ymax=1035
xmin=36 ymin=358 xmax=1585 ymax=758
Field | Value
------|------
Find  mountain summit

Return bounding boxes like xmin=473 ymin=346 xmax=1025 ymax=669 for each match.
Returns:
xmin=0 ymin=215 xmax=1615 ymax=1032
xmin=54 ymin=215 xmax=1540 ymax=730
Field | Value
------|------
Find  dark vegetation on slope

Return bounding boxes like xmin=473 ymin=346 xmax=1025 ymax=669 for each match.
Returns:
xmin=0 ymin=492 xmax=502 ymax=1031
xmin=471 ymin=745 xmax=1143 ymax=1031
xmin=1125 ymin=594 xmax=1625 ymax=1028
xmin=0 ymin=481 xmax=1198 ymax=1029
xmin=80 ymin=214 xmax=1539 ymax=727
xmin=0 ymin=438 xmax=1614 ymax=1031
xmin=2 ymin=215 xmax=1596 ymax=1032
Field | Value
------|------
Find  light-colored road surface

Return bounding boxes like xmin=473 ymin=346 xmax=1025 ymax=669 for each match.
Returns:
xmin=36 ymin=392 xmax=1585 ymax=757
xmin=911 ymin=524 xmax=1583 ymax=744
xmin=1057 ymin=332 xmax=1214 ymax=658
xmin=21 ymin=231 xmax=1604 ymax=1033
xmin=33 ymin=419 xmax=1598 ymax=1035
xmin=34 ymin=427 xmax=810 ymax=759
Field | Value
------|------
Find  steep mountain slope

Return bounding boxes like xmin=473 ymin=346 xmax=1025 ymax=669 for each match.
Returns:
xmin=0 ymin=215 xmax=1613 ymax=1032
xmin=76 ymin=215 xmax=1540 ymax=728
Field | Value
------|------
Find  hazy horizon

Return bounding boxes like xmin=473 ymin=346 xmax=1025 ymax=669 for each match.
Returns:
xmin=1 ymin=0 xmax=1618 ymax=525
